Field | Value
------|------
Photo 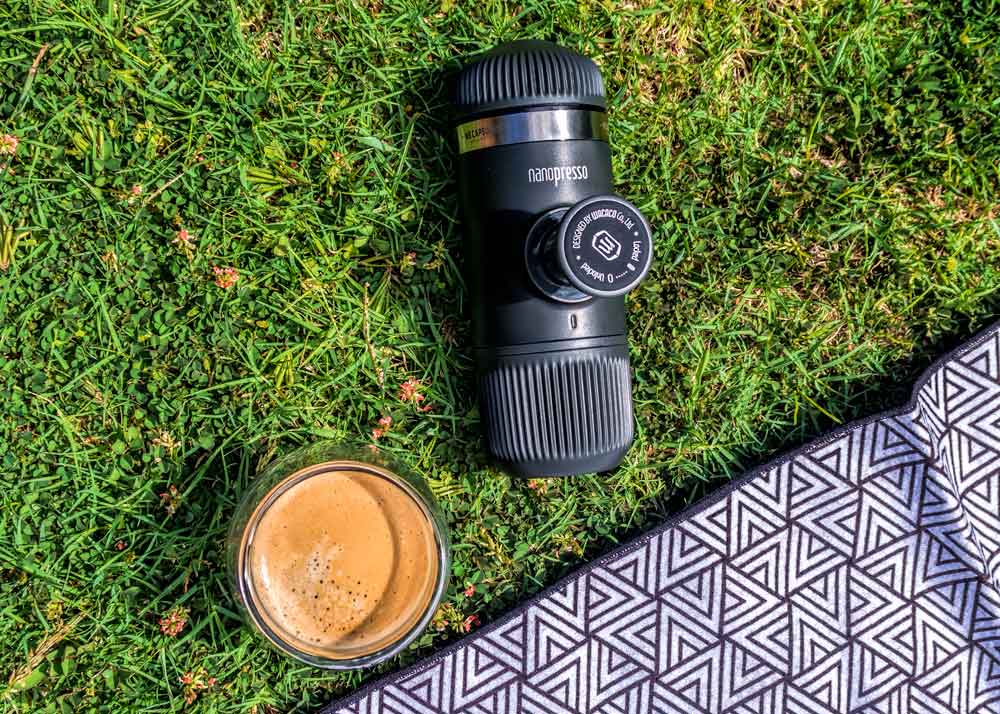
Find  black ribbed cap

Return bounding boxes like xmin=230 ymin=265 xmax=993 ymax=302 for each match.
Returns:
xmin=453 ymin=40 xmax=606 ymax=122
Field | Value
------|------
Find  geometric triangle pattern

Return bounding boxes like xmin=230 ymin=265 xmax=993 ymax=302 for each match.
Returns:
xmin=326 ymin=324 xmax=1000 ymax=713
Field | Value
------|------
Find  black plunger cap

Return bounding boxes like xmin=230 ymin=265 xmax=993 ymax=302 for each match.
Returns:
xmin=453 ymin=40 xmax=606 ymax=122
xmin=557 ymin=195 xmax=653 ymax=298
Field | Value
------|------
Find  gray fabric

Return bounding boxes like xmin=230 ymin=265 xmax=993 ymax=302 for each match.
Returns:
xmin=325 ymin=323 xmax=1000 ymax=714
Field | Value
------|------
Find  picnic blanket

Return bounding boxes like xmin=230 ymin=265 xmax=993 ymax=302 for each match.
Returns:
xmin=325 ymin=322 xmax=1000 ymax=714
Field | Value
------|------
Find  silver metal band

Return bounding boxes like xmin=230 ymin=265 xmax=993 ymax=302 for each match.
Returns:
xmin=456 ymin=109 xmax=608 ymax=154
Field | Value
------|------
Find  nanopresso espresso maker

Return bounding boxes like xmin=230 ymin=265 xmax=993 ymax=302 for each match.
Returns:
xmin=453 ymin=40 xmax=653 ymax=477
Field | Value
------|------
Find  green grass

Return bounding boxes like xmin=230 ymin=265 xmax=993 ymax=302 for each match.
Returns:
xmin=1 ymin=0 xmax=999 ymax=711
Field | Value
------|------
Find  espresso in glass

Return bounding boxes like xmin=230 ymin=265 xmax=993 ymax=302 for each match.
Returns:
xmin=228 ymin=444 xmax=449 ymax=668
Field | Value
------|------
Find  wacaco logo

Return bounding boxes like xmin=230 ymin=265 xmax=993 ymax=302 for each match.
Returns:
xmin=527 ymin=164 xmax=589 ymax=187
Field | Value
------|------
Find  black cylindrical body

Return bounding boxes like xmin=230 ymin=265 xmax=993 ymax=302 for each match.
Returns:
xmin=454 ymin=41 xmax=649 ymax=477
xmin=457 ymin=142 xmax=624 ymax=346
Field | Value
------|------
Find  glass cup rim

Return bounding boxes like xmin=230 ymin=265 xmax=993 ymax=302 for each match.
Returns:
xmin=233 ymin=456 xmax=450 ymax=670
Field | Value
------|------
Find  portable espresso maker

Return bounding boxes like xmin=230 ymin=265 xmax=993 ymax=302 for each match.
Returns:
xmin=453 ymin=40 xmax=654 ymax=477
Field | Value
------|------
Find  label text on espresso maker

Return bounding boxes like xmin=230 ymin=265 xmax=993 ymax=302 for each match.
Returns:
xmin=527 ymin=164 xmax=589 ymax=187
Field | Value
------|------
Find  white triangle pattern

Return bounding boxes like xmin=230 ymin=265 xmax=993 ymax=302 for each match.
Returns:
xmin=326 ymin=327 xmax=1000 ymax=714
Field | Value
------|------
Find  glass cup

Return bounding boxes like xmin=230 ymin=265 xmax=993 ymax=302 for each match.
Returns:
xmin=226 ymin=442 xmax=450 ymax=669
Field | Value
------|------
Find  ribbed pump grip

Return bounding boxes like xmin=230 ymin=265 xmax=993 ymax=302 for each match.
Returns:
xmin=454 ymin=40 xmax=606 ymax=122
xmin=479 ymin=345 xmax=634 ymax=477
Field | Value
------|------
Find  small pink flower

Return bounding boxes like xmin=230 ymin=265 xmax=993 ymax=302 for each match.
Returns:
xmin=464 ymin=584 xmax=475 ymax=598
xmin=131 ymin=184 xmax=142 ymax=196
xmin=399 ymin=378 xmax=426 ymax=404
xmin=159 ymin=606 xmax=189 ymax=637
xmin=177 ymin=667 xmax=216 ymax=704
xmin=212 ymin=265 xmax=239 ymax=289
xmin=527 ymin=479 xmax=549 ymax=494
xmin=172 ymin=228 xmax=195 ymax=252
xmin=115 ymin=540 xmax=127 ymax=551
xmin=371 ymin=414 xmax=392 ymax=441
xmin=0 ymin=134 xmax=18 ymax=156
xmin=462 ymin=614 xmax=480 ymax=633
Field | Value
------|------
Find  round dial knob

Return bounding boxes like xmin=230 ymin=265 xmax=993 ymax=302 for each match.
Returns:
xmin=556 ymin=195 xmax=653 ymax=298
